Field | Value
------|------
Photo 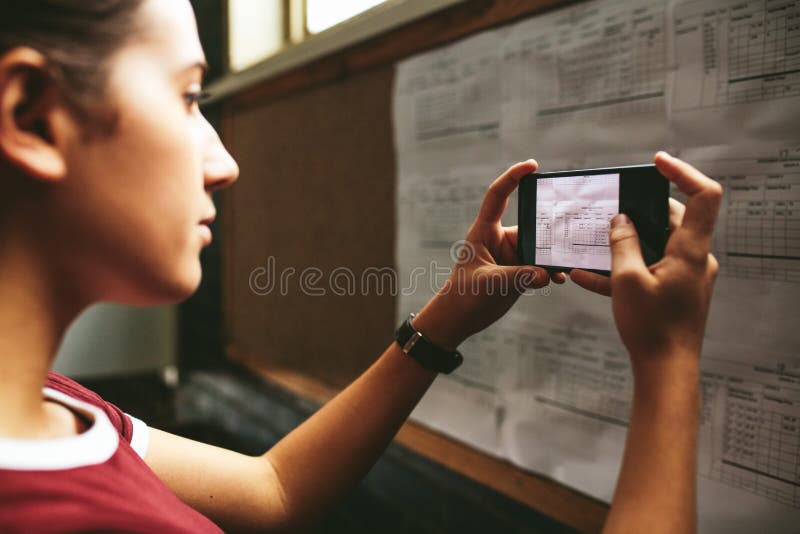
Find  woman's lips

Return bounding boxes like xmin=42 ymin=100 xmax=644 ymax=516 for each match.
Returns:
xmin=198 ymin=210 xmax=216 ymax=245
xmin=197 ymin=223 xmax=212 ymax=244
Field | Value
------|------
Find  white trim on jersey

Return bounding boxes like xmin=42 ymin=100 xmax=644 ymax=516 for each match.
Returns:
xmin=126 ymin=412 xmax=150 ymax=459
xmin=0 ymin=387 xmax=149 ymax=470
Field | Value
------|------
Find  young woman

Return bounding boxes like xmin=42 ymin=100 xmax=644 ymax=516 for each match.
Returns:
xmin=0 ymin=1 xmax=722 ymax=532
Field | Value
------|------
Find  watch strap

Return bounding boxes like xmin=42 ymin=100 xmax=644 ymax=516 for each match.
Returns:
xmin=395 ymin=313 xmax=463 ymax=374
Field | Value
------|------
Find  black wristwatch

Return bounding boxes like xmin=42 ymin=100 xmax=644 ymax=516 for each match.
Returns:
xmin=395 ymin=313 xmax=463 ymax=374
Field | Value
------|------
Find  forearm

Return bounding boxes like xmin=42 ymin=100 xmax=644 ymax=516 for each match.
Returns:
xmin=262 ymin=333 xmax=438 ymax=528
xmin=603 ymin=355 xmax=700 ymax=534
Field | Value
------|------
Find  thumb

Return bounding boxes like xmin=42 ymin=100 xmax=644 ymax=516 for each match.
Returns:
xmin=609 ymin=214 xmax=647 ymax=276
xmin=489 ymin=265 xmax=550 ymax=293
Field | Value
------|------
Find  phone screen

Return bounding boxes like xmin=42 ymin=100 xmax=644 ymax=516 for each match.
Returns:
xmin=535 ymin=173 xmax=619 ymax=272
xmin=518 ymin=165 xmax=669 ymax=275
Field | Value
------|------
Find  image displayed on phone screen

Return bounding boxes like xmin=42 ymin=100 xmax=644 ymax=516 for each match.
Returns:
xmin=535 ymin=173 xmax=620 ymax=272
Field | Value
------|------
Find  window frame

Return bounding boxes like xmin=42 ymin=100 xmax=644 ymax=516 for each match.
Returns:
xmin=304 ymin=0 xmax=392 ymax=35
xmin=212 ymin=0 xmax=466 ymax=102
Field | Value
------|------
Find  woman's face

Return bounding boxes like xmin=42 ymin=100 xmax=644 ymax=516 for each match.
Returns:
xmin=53 ymin=0 xmax=239 ymax=305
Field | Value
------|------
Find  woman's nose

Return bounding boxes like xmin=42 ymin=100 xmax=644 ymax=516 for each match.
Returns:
xmin=204 ymin=140 xmax=239 ymax=192
xmin=203 ymin=120 xmax=240 ymax=192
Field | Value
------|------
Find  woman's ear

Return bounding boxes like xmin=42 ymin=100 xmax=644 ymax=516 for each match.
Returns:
xmin=0 ymin=47 xmax=78 ymax=183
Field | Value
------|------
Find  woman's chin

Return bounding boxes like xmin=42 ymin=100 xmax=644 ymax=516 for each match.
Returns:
xmin=113 ymin=264 xmax=202 ymax=306
xmin=165 ymin=264 xmax=203 ymax=302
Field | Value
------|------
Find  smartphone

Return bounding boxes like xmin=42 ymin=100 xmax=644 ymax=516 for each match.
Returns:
xmin=517 ymin=164 xmax=669 ymax=275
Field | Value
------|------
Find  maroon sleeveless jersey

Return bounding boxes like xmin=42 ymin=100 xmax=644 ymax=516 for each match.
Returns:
xmin=0 ymin=372 xmax=222 ymax=533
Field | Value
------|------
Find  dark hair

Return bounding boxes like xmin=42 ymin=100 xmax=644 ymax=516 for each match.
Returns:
xmin=0 ymin=0 xmax=146 ymax=132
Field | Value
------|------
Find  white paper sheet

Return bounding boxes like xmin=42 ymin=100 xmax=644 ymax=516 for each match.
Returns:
xmin=393 ymin=0 xmax=800 ymax=531
xmin=669 ymin=0 xmax=800 ymax=147
xmin=500 ymin=0 xmax=673 ymax=164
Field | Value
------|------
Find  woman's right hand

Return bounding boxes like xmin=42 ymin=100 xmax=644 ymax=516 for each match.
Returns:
xmin=570 ymin=152 xmax=722 ymax=373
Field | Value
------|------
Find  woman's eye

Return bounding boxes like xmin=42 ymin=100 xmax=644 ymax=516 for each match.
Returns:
xmin=183 ymin=90 xmax=210 ymax=109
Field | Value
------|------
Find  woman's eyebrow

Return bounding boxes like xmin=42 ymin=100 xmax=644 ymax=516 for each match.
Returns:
xmin=182 ymin=60 xmax=209 ymax=78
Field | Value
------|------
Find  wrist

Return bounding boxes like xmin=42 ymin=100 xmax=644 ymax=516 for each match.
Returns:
xmin=630 ymin=351 xmax=700 ymax=402
xmin=411 ymin=300 xmax=465 ymax=352
xmin=630 ymin=346 xmax=700 ymax=374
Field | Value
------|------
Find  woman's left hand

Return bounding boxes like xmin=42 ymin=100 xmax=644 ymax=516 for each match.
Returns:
xmin=412 ymin=159 xmax=565 ymax=351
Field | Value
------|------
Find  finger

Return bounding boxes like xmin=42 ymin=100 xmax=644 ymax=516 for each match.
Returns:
xmin=668 ymin=197 xmax=686 ymax=232
xmin=570 ymin=269 xmax=611 ymax=296
xmin=477 ymin=159 xmax=538 ymax=225
xmin=552 ymin=272 xmax=567 ymax=284
xmin=609 ymin=214 xmax=648 ymax=278
xmin=655 ymin=152 xmax=722 ymax=246
xmin=488 ymin=264 xmax=551 ymax=292
xmin=655 ymin=151 xmax=718 ymax=195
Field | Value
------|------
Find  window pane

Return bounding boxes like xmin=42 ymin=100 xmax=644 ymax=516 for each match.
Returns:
xmin=229 ymin=0 xmax=284 ymax=72
xmin=306 ymin=0 xmax=387 ymax=34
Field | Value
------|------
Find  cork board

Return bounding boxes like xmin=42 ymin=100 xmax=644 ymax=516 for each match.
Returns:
xmin=222 ymin=64 xmax=397 ymax=387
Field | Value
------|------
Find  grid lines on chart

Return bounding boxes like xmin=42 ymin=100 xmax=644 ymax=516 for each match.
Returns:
xmin=719 ymin=171 xmax=800 ymax=282
xmin=702 ymin=366 xmax=800 ymax=508
xmin=723 ymin=0 xmax=800 ymax=104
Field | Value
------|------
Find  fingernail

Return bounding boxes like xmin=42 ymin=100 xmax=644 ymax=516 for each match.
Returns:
xmin=611 ymin=213 xmax=630 ymax=228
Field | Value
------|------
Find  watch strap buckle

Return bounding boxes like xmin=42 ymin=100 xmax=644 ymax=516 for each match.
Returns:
xmin=401 ymin=331 xmax=423 ymax=354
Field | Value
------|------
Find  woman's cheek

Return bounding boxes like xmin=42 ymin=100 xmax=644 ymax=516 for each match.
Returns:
xmin=115 ymin=81 xmax=209 ymax=291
